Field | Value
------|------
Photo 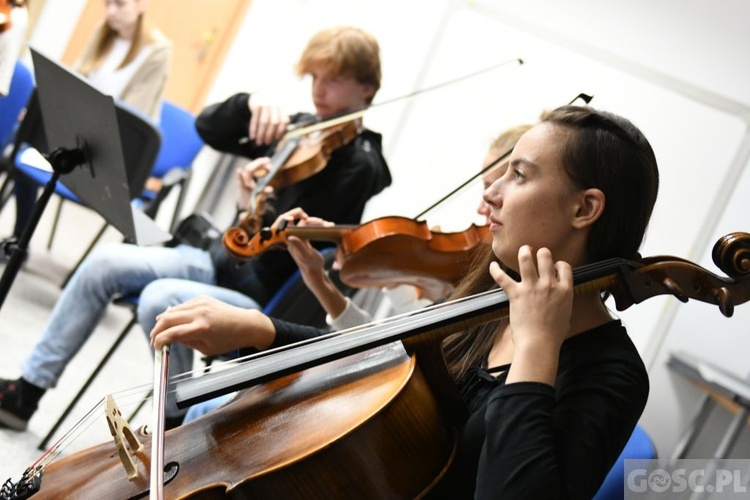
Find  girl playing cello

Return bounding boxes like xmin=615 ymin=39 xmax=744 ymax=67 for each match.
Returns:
xmin=151 ymin=104 xmax=659 ymax=497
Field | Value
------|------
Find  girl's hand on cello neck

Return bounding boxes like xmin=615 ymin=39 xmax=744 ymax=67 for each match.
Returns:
xmin=489 ymin=245 xmax=573 ymax=386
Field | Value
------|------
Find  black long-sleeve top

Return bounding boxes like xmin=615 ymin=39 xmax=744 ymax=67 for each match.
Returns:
xmin=195 ymin=93 xmax=392 ymax=305
xmin=252 ymin=318 xmax=648 ymax=499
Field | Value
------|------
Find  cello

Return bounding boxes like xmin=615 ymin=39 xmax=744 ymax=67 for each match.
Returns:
xmin=4 ymin=232 xmax=750 ymax=499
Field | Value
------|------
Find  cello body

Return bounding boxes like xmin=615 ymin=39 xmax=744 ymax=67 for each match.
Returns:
xmin=30 ymin=344 xmax=458 ymax=499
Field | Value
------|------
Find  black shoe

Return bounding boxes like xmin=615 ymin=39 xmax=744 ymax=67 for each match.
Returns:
xmin=0 ymin=378 xmax=39 ymax=431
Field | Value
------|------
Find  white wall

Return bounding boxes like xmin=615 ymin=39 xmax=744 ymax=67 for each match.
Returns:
xmin=29 ymin=0 xmax=750 ymax=458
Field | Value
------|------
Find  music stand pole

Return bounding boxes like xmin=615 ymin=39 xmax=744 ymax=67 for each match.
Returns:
xmin=0 ymin=147 xmax=86 ymax=311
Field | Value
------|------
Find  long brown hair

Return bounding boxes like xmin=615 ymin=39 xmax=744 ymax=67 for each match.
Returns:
xmin=78 ymin=2 xmax=154 ymax=75
xmin=442 ymin=106 xmax=659 ymax=382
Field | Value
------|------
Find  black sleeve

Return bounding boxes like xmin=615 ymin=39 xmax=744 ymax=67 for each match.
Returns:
xmin=236 ymin=318 xmax=328 ymax=359
xmin=476 ymin=356 xmax=648 ymax=499
xmin=269 ymin=317 xmax=330 ymax=348
xmin=194 ymin=92 xmax=273 ymax=158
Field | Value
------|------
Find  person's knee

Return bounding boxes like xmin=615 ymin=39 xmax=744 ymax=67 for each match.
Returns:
xmin=78 ymin=244 xmax=131 ymax=279
xmin=137 ymin=280 xmax=177 ymax=331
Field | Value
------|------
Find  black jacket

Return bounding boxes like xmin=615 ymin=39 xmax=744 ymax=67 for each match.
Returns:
xmin=195 ymin=92 xmax=392 ymax=304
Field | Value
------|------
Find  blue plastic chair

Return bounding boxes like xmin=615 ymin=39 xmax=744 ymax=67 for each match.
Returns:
xmin=593 ymin=424 xmax=657 ymax=500
xmin=0 ymin=61 xmax=34 ymax=150
xmin=135 ymin=101 xmax=204 ymax=232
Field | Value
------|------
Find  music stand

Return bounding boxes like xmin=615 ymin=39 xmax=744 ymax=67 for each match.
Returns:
xmin=0 ymin=48 xmax=171 ymax=311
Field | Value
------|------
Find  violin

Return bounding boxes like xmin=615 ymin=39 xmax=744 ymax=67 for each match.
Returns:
xmin=224 ymin=215 xmax=491 ymax=301
xmin=238 ymin=118 xmax=361 ymax=235
xmin=6 ymin=232 xmax=750 ymax=499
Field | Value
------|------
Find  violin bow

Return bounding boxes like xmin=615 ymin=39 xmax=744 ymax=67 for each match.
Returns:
xmin=414 ymin=93 xmax=593 ymax=220
xmin=239 ymin=57 xmax=525 ymax=146
xmin=150 ymin=344 xmax=170 ymax=500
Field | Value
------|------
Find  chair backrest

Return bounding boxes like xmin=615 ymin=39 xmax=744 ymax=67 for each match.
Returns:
xmin=115 ymin=101 xmax=162 ymax=198
xmin=593 ymin=424 xmax=657 ymax=500
xmin=151 ymin=101 xmax=203 ymax=179
xmin=0 ymin=61 xmax=34 ymax=149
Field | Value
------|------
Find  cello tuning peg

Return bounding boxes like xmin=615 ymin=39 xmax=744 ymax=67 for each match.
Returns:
xmin=662 ymin=277 xmax=688 ymax=303
xmin=711 ymin=286 xmax=735 ymax=318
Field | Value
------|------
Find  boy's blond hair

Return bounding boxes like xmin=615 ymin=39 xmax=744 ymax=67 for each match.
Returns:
xmin=295 ymin=26 xmax=381 ymax=103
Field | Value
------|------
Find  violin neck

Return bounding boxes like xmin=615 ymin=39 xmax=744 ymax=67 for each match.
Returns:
xmin=256 ymin=137 xmax=301 ymax=191
xmin=284 ymin=225 xmax=355 ymax=245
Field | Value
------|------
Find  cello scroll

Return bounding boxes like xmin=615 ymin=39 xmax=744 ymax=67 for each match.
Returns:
xmin=611 ymin=232 xmax=750 ymax=317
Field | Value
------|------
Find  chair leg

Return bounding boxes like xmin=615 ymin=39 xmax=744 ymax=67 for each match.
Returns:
xmin=37 ymin=315 xmax=138 ymax=451
xmin=60 ymin=220 xmax=110 ymax=289
xmin=46 ymin=197 xmax=64 ymax=250
xmin=0 ymin=174 xmax=14 ymax=213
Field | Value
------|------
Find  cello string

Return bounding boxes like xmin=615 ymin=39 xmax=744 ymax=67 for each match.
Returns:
xmin=37 ymin=397 xmax=107 ymax=467
xmin=36 ymin=383 xmax=163 ymax=469
xmin=169 ymin=292 xmax=503 ymax=401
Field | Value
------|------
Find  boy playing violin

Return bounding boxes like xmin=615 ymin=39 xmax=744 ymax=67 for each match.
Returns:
xmin=0 ymin=26 xmax=391 ymax=431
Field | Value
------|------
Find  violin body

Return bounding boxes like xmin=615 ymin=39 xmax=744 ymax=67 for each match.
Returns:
xmin=334 ymin=217 xmax=489 ymax=300
xmin=270 ymin=121 xmax=360 ymax=189
xmin=237 ymin=120 xmax=360 ymax=236
xmin=29 ymin=344 xmax=457 ymax=499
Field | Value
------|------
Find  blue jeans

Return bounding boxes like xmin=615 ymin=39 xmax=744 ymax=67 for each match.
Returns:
xmin=21 ymin=242 xmax=261 ymax=417
xmin=183 ymin=393 xmax=234 ymax=423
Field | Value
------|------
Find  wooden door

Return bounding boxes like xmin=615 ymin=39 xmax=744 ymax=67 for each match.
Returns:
xmin=61 ymin=0 xmax=252 ymax=113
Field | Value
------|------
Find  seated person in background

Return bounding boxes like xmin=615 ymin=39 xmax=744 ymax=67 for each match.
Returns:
xmin=4 ymin=0 xmax=172 ymax=249
xmin=151 ymin=105 xmax=658 ymax=498
xmin=0 ymin=25 xmax=391 ymax=431
xmin=79 ymin=0 xmax=171 ymax=120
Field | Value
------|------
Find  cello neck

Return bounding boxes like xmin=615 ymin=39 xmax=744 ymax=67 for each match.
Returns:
xmin=174 ymin=258 xmax=630 ymax=407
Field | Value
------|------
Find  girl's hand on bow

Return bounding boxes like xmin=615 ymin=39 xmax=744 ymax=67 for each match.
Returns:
xmin=150 ymin=296 xmax=275 ymax=354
